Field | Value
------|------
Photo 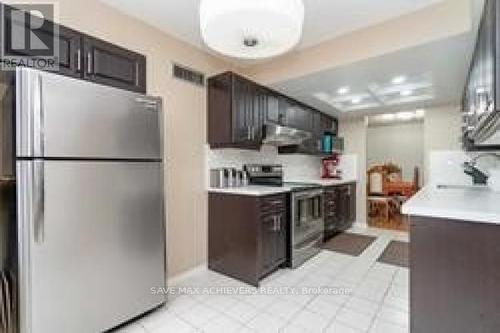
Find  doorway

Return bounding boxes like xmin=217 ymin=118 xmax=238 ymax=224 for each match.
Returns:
xmin=365 ymin=116 xmax=424 ymax=231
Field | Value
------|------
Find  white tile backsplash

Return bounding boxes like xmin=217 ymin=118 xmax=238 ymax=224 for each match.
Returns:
xmin=206 ymin=144 xmax=358 ymax=184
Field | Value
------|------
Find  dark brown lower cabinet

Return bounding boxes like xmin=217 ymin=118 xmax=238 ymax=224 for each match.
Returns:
xmin=410 ymin=216 xmax=500 ymax=333
xmin=323 ymin=183 xmax=356 ymax=240
xmin=208 ymin=193 xmax=287 ymax=286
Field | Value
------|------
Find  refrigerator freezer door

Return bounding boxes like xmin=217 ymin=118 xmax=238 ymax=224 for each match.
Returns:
xmin=17 ymin=160 xmax=166 ymax=333
xmin=16 ymin=67 xmax=162 ymax=160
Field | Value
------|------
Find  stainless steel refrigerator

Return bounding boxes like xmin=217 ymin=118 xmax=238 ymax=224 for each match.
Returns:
xmin=4 ymin=67 xmax=167 ymax=332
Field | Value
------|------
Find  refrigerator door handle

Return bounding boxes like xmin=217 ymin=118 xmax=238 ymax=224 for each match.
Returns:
xmin=33 ymin=74 xmax=44 ymax=157
xmin=33 ymin=160 xmax=45 ymax=244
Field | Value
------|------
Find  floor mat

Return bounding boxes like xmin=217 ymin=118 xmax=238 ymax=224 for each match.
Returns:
xmin=377 ymin=240 xmax=409 ymax=268
xmin=322 ymin=232 xmax=377 ymax=256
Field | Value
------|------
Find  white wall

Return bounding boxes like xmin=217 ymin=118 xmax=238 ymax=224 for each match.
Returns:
xmin=338 ymin=104 xmax=462 ymax=226
xmin=338 ymin=117 xmax=368 ymax=226
xmin=367 ymin=121 xmax=424 ymax=183
xmin=423 ymin=105 xmax=462 ymax=183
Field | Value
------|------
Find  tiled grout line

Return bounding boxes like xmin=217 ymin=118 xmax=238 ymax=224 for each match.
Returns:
xmin=319 ymin=236 xmax=392 ymax=332
xmin=138 ymin=228 xmax=408 ymax=333
xmin=366 ymin=263 xmax=399 ymax=332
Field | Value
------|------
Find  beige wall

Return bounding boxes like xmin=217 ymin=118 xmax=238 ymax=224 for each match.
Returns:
xmin=23 ymin=0 xmax=231 ymax=277
xmin=338 ymin=117 xmax=368 ymax=226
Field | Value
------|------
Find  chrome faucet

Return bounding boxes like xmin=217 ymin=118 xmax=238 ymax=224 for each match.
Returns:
xmin=463 ymin=153 xmax=500 ymax=185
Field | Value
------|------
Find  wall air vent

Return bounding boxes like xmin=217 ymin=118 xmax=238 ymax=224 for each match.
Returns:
xmin=172 ymin=63 xmax=205 ymax=87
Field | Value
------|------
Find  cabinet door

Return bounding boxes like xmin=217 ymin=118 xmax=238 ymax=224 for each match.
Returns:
xmin=259 ymin=211 xmax=286 ymax=276
xmin=348 ymin=184 xmax=357 ymax=223
xmin=324 ymin=188 xmax=339 ymax=233
xmin=56 ymin=25 xmax=83 ymax=78
xmin=4 ymin=10 xmax=82 ymax=78
xmin=274 ymin=211 xmax=287 ymax=264
xmin=284 ymin=101 xmax=313 ymax=131
xmin=260 ymin=214 xmax=278 ymax=274
xmin=265 ymin=92 xmax=285 ymax=125
xmin=252 ymin=87 xmax=266 ymax=141
xmin=232 ymin=78 xmax=254 ymax=143
xmin=83 ymin=36 xmax=146 ymax=93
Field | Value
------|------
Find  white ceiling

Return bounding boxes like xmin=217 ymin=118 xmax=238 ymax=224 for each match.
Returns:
xmin=271 ymin=32 xmax=475 ymax=118
xmin=99 ymin=0 xmax=444 ymax=56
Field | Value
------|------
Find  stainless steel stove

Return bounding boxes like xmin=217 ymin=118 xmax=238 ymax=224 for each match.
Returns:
xmin=244 ymin=164 xmax=324 ymax=268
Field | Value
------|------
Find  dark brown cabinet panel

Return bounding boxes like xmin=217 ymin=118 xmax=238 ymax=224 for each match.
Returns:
xmin=208 ymin=193 xmax=287 ymax=286
xmin=83 ymin=36 xmax=146 ymax=93
xmin=260 ymin=210 xmax=286 ymax=275
xmin=2 ymin=6 xmax=147 ymax=93
xmin=284 ymin=101 xmax=313 ymax=131
xmin=3 ymin=10 xmax=82 ymax=78
xmin=323 ymin=183 xmax=356 ymax=240
xmin=410 ymin=216 xmax=500 ymax=333
xmin=56 ymin=26 xmax=83 ymax=78
xmin=265 ymin=92 xmax=285 ymax=125
xmin=207 ymin=71 xmax=338 ymax=152
xmin=208 ymin=72 xmax=265 ymax=149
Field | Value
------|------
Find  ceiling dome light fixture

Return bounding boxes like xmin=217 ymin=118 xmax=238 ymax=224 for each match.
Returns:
xmin=199 ymin=0 xmax=305 ymax=59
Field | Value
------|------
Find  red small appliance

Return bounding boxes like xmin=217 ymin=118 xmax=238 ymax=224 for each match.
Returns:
xmin=321 ymin=154 xmax=342 ymax=179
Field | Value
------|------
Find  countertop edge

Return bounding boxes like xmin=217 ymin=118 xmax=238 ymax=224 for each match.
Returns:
xmin=207 ymin=179 xmax=358 ymax=197
xmin=402 ymin=186 xmax=500 ymax=225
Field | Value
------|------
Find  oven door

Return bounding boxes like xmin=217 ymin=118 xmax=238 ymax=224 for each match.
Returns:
xmin=291 ymin=189 xmax=324 ymax=245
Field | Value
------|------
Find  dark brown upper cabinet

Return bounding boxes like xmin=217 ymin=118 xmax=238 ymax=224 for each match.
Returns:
xmin=265 ymin=91 xmax=286 ymax=125
xmin=208 ymin=71 xmax=338 ymax=151
xmin=2 ymin=6 xmax=146 ymax=93
xmin=83 ymin=36 xmax=146 ymax=93
xmin=462 ymin=0 xmax=499 ymax=150
xmin=3 ymin=9 xmax=82 ymax=78
xmin=282 ymin=100 xmax=313 ymax=131
xmin=208 ymin=72 xmax=265 ymax=149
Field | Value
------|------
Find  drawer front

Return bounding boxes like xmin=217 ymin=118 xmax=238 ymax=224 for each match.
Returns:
xmin=260 ymin=194 xmax=286 ymax=214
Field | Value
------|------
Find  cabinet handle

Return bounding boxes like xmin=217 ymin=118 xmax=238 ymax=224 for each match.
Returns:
xmin=277 ymin=216 xmax=282 ymax=231
xmin=76 ymin=49 xmax=81 ymax=72
xmin=135 ymin=62 xmax=139 ymax=86
xmin=268 ymin=200 xmax=283 ymax=206
xmin=247 ymin=126 xmax=252 ymax=140
xmin=33 ymin=161 xmax=45 ymax=244
xmin=272 ymin=216 xmax=278 ymax=231
xmin=87 ymin=52 xmax=93 ymax=74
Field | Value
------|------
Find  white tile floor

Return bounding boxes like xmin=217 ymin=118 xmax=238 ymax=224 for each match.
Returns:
xmin=115 ymin=227 xmax=409 ymax=333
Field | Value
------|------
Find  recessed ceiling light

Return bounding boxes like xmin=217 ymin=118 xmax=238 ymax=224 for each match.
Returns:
xmin=381 ymin=114 xmax=396 ymax=121
xmin=397 ymin=112 xmax=415 ymax=120
xmin=400 ymin=90 xmax=413 ymax=97
xmin=476 ymin=87 xmax=487 ymax=94
xmin=392 ymin=75 xmax=407 ymax=84
xmin=351 ymin=97 xmax=362 ymax=104
xmin=415 ymin=109 xmax=425 ymax=117
xmin=337 ymin=86 xmax=350 ymax=95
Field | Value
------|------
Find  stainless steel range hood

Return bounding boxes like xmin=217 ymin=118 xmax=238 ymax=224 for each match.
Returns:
xmin=262 ymin=123 xmax=312 ymax=146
